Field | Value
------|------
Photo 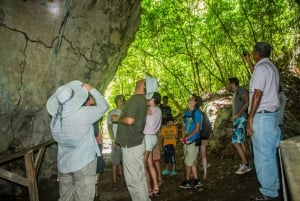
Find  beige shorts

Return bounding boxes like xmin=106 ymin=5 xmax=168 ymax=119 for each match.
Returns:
xmin=183 ymin=142 xmax=199 ymax=166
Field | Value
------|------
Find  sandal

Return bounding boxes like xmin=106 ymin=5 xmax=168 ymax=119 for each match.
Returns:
xmin=153 ymin=189 xmax=160 ymax=197
xmin=148 ymin=191 xmax=154 ymax=197
xmin=253 ymin=194 xmax=277 ymax=201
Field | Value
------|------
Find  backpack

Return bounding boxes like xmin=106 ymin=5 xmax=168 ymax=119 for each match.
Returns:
xmin=194 ymin=110 xmax=212 ymax=146
xmin=199 ymin=110 xmax=212 ymax=139
xmin=184 ymin=109 xmax=212 ymax=142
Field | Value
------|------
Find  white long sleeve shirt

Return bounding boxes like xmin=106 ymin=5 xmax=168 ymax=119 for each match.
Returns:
xmin=50 ymin=89 xmax=108 ymax=173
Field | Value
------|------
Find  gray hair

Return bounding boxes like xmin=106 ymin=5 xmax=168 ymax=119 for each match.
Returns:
xmin=254 ymin=42 xmax=271 ymax=58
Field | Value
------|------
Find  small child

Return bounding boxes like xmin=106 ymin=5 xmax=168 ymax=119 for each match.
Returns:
xmin=161 ymin=123 xmax=178 ymax=176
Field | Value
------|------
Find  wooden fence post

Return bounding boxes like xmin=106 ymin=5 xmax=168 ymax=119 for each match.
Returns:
xmin=24 ymin=150 xmax=39 ymax=201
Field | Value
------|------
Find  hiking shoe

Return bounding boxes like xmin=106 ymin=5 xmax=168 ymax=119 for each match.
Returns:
xmin=193 ymin=179 xmax=203 ymax=189
xmin=251 ymin=194 xmax=278 ymax=200
xmin=170 ymin=170 xmax=177 ymax=176
xmin=179 ymin=180 xmax=191 ymax=189
xmin=161 ymin=170 xmax=170 ymax=176
xmin=235 ymin=164 xmax=252 ymax=174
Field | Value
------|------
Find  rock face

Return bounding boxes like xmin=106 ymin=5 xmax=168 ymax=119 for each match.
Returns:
xmin=0 ymin=0 xmax=141 ymax=185
xmin=0 ymin=0 xmax=141 ymax=150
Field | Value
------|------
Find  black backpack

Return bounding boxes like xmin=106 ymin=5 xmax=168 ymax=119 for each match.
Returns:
xmin=199 ymin=110 xmax=212 ymax=139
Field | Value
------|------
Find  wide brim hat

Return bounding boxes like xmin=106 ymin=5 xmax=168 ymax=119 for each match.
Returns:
xmin=145 ymin=75 xmax=158 ymax=100
xmin=46 ymin=80 xmax=88 ymax=118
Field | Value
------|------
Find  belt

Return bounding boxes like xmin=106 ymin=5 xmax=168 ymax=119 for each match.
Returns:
xmin=257 ymin=110 xmax=277 ymax=113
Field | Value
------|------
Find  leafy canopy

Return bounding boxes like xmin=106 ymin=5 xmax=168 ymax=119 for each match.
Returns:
xmin=106 ymin=0 xmax=299 ymax=114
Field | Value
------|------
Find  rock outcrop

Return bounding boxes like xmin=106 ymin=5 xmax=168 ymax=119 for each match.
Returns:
xmin=0 ymin=0 xmax=141 ymax=151
xmin=0 ymin=0 xmax=141 ymax=183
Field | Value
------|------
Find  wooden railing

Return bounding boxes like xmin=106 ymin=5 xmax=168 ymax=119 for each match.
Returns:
xmin=279 ymin=136 xmax=300 ymax=201
xmin=0 ymin=140 xmax=56 ymax=201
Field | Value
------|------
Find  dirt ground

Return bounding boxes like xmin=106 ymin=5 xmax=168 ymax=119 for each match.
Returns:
xmin=1 ymin=143 xmax=282 ymax=201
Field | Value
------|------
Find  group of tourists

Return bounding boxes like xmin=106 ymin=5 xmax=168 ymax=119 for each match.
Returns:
xmin=46 ymin=42 xmax=283 ymax=201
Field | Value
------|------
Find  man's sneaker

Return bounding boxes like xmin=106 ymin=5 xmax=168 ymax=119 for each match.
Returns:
xmin=193 ymin=179 xmax=203 ymax=189
xmin=235 ymin=164 xmax=252 ymax=174
xmin=179 ymin=180 xmax=191 ymax=189
xmin=170 ymin=170 xmax=177 ymax=176
xmin=161 ymin=170 xmax=170 ymax=175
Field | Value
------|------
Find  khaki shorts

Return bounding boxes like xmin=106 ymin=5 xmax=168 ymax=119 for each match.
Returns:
xmin=111 ymin=144 xmax=122 ymax=165
xmin=183 ymin=142 xmax=199 ymax=166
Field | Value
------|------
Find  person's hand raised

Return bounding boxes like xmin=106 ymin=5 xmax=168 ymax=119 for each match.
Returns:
xmin=82 ymin=83 xmax=93 ymax=91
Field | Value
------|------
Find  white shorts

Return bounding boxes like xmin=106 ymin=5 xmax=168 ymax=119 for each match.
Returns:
xmin=144 ymin=134 xmax=158 ymax=151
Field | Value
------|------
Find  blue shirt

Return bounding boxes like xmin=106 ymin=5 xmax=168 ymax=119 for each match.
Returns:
xmin=183 ymin=109 xmax=202 ymax=138
xmin=50 ymin=89 xmax=108 ymax=173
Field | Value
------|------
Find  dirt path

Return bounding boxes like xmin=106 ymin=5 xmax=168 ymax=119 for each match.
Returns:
xmin=3 ymin=144 xmax=282 ymax=201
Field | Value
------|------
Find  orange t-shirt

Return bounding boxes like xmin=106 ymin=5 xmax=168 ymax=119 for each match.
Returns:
xmin=160 ymin=125 xmax=178 ymax=147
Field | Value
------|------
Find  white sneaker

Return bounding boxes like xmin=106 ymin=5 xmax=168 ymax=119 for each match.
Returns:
xmin=235 ymin=164 xmax=252 ymax=174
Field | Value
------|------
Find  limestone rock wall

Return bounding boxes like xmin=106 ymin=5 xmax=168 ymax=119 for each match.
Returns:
xmin=0 ymin=0 xmax=141 ymax=151
xmin=0 ymin=0 xmax=141 ymax=182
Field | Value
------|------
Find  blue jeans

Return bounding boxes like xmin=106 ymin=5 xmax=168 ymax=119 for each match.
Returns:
xmin=252 ymin=112 xmax=281 ymax=198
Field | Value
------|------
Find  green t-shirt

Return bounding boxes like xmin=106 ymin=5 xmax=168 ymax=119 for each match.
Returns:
xmin=116 ymin=94 xmax=147 ymax=148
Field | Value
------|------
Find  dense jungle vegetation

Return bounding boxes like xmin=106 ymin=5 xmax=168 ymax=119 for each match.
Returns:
xmin=106 ymin=0 xmax=300 ymax=114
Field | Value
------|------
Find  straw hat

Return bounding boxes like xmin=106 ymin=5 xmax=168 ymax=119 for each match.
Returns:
xmin=46 ymin=80 xmax=88 ymax=118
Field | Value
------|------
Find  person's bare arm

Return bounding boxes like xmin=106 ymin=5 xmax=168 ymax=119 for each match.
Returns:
xmin=147 ymin=107 xmax=152 ymax=115
xmin=243 ymin=54 xmax=254 ymax=73
xmin=187 ymin=123 xmax=200 ymax=139
xmin=247 ymin=89 xmax=263 ymax=136
xmin=111 ymin=115 xmax=135 ymax=125
xmin=107 ymin=123 xmax=114 ymax=141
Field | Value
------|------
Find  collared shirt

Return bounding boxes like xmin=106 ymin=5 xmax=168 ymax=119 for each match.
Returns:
xmin=249 ymin=58 xmax=280 ymax=113
xmin=50 ymin=89 xmax=108 ymax=173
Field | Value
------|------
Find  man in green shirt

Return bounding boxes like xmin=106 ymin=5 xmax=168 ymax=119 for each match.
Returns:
xmin=113 ymin=79 xmax=150 ymax=201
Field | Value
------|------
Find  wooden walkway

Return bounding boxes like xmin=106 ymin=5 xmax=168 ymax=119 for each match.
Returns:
xmin=0 ymin=140 xmax=56 ymax=201
xmin=279 ymin=136 xmax=300 ymax=201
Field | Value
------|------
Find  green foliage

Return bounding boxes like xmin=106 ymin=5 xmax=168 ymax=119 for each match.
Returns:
xmin=106 ymin=0 xmax=299 ymax=115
